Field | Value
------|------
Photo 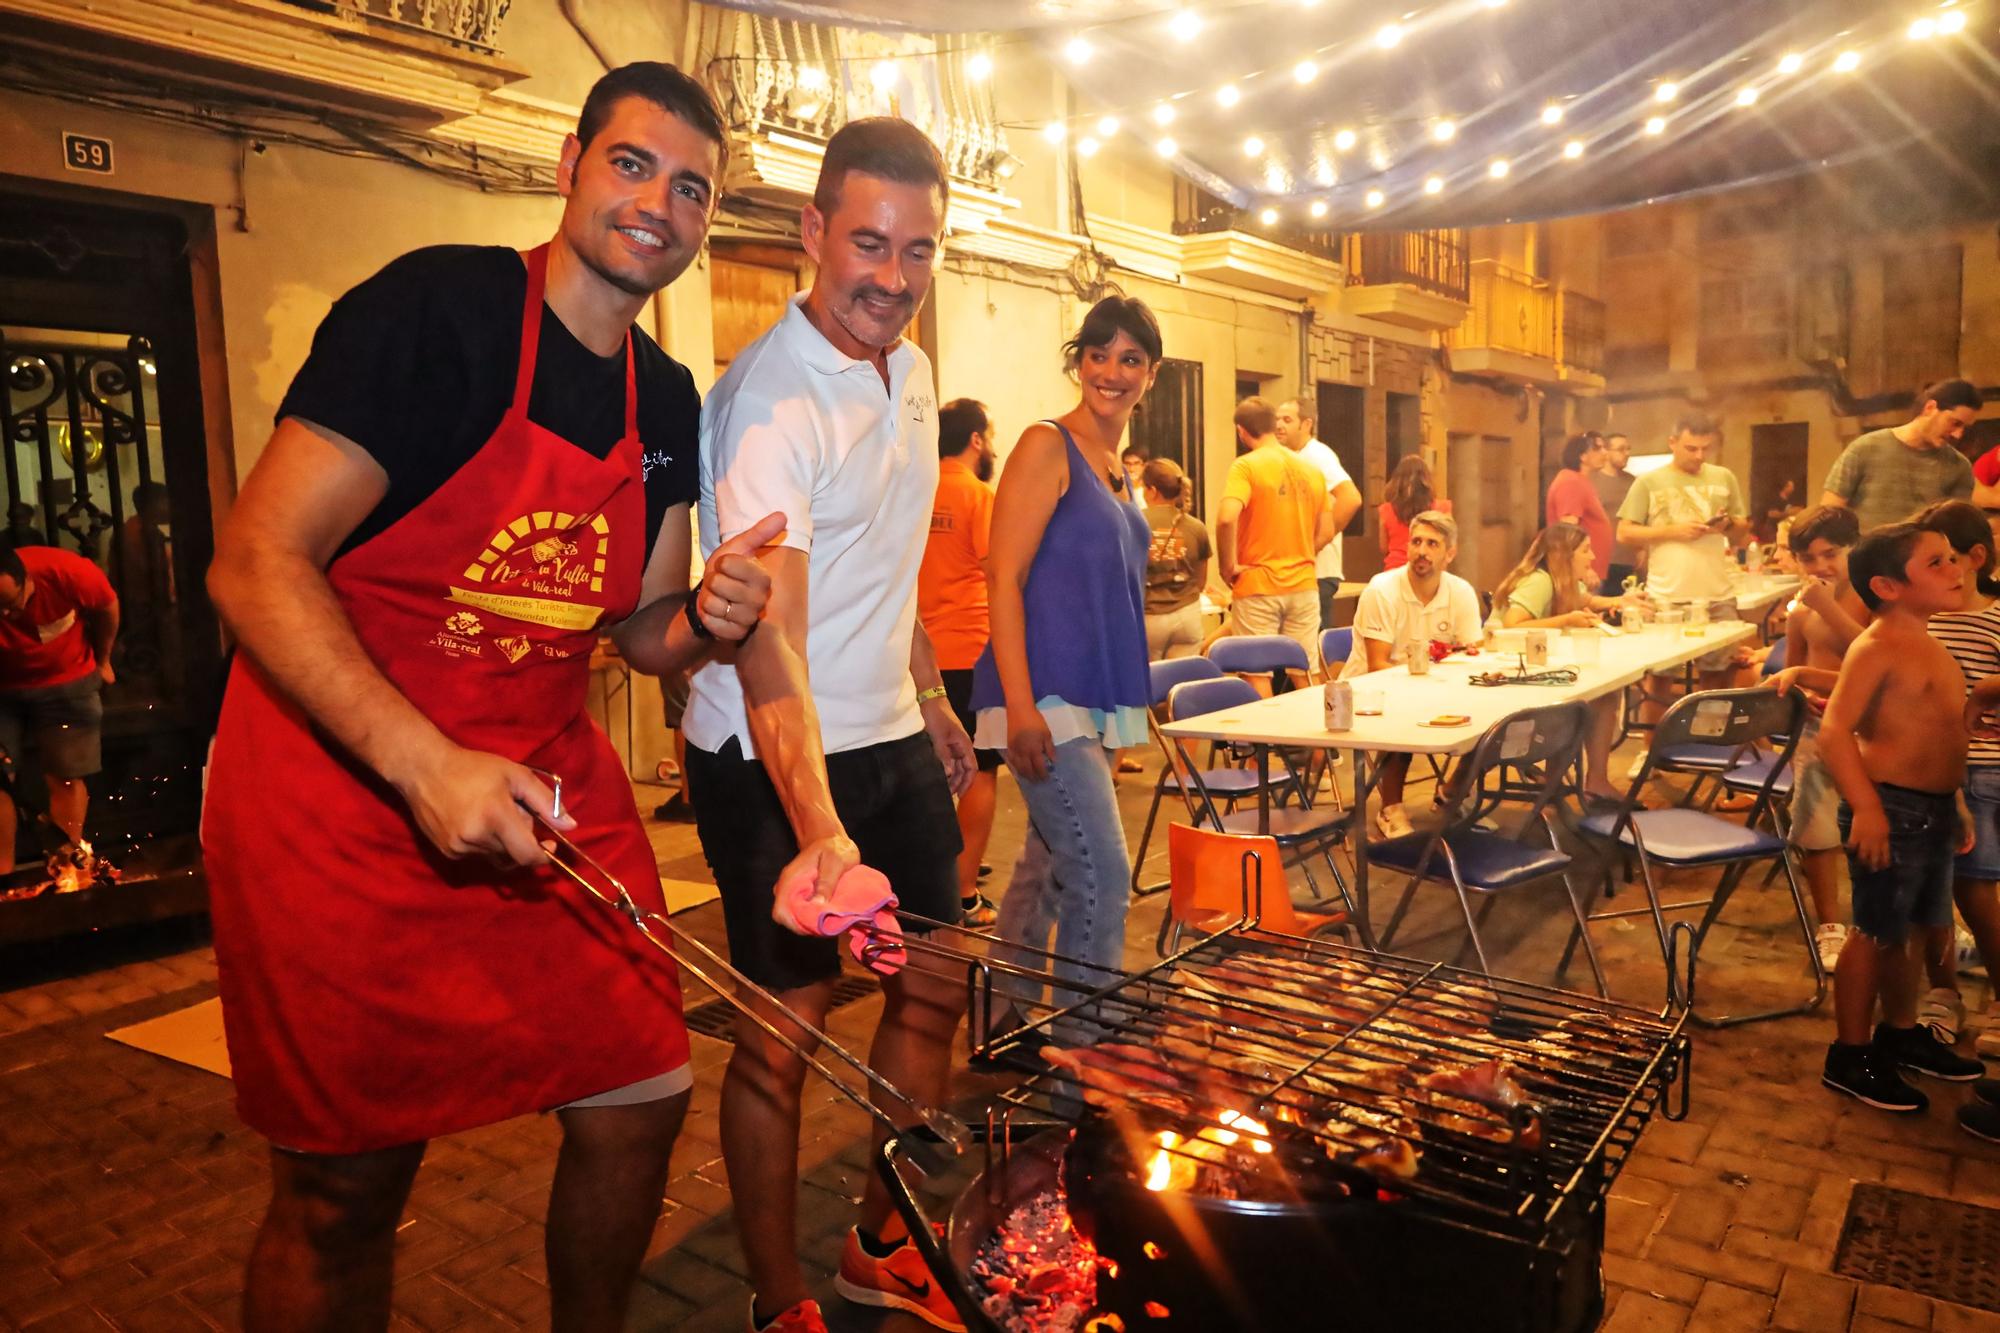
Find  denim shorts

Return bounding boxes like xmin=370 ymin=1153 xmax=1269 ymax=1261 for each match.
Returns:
xmin=1838 ymin=783 xmax=1957 ymax=945
xmin=1956 ymin=765 xmax=2000 ymax=880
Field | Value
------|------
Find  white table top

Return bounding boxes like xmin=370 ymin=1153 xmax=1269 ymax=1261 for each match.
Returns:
xmin=1159 ymin=621 xmax=1755 ymax=756
xmin=1731 ymin=574 xmax=1801 ymax=618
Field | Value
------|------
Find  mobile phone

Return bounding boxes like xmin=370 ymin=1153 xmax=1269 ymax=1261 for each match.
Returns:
xmin=1423 ymin=714 xmax=1473 ymax=727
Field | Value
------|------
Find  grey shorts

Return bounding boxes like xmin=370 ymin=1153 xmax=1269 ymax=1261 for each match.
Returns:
xmin=0 ymin=674 xmax=104 ymax=780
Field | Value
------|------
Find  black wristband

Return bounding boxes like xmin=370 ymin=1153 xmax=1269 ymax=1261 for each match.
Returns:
xmin=683 ymin=590 xmax=714 ymax=641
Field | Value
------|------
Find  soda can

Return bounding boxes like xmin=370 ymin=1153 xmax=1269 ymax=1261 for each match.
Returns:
xmin=1406 ymin=638 xmax=1431 ymax=676
xmin=1525 ymin=629 xmax=1549 ymax=667
xmin=1323 ymin=679 xmax=1354 ymax=731
xmin=1621 ymin=604 xmax=1643 ymax=634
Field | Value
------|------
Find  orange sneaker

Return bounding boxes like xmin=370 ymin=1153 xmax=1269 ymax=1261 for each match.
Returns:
xmin=834 ymin=1225 xmax=966 ymax=1330
xmin=748 ymin=1297 xmax=827 ymax=1333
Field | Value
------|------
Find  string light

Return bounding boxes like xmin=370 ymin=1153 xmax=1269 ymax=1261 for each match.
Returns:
xmin=1365 ymin=188 xmax=1386 ymax=208
xmin=1064 ymin=36 xmax=1092 ymax=65
xmin=1258 ymin=206 xmax=1279 ymax=225
xmin=1540 ymin=104 xmax=1564 ymax=125
xmin=1563 ymin=139 xmax=1585 ymax=159
xmin=1333 ymin=128 xmax=1357 ymax=151
xmin=965 ymin=51 xmax=993 ymax=81
xmin=1155 ymin=136 xmax=1179 ymax=157
xmin=1216 ymin=84 xmax=1241 ymax=108
xmin=1042 ymin=122 xmax=1066 ymax=145
xmin=1908 ymin=15 xmax=1938 ymax=39
xmin=1076 ymin=136 xmax=1100 ymax=157
xmin=1777 ymin=51 xmax=1805 ymax=73
xmin=1432 ymin=120 xmax=1457 ymax=142
xmin=1096 ymin=115 xmax=1121 ymax=137
xmin=870 ymin=60 xmax=898 ymax=92
xmin=1654 ymin=81 xmax=1679 ymax=103
xmin=1376 ymin=23 xmax=1405 ymax=48
xmin=1833 ymin=49 xmax=1862 ymax=72
xmin=1644 ymin=115 xmax=1667 ymax=134
xmin=798 ymin=65 xmax=829 ymax=91
xmin=1735 ymin=86 xmax=1760 ymax=106
xmin=1152 ymin=103 xmax=1177 ymax=126
xmin=1294 ymin=60 xmax=1319 ymax=83
xmin=1488 ymin=158 xmax=1510 ymax=178
xmin=1168 ymin=9 xmax=1202 ymax=42
xmin=1424 ymin=175 xmax=1444 ymax=194
xmin=1308 ymin=199 xmax=1329 ymax=218
xmin=1939 ymin=9 xmax=1968 ymax=33
xmin=1243 ymin=135 xmax=1265 ymax=156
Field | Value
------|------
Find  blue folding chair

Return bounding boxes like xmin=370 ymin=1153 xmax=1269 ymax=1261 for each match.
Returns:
xmin=1166 ymin=676 xmax=1357 ymax=925
xmin=1575 ymin=686 xmax=1821 ymax=1025
xmin=1373 ymin=702 xmax=1605 ymax=993
xmin=1130 ymin=658 xmax=1295 ymax=896
xmin=1208 ymin=634 xmax=1313 ymax=690
xmin=1318 ymin=626 xmax=1354 ymax=678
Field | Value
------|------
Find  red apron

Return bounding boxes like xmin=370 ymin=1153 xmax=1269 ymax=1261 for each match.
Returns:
xmin=203 ymin=245 xmax=688 ymax=1155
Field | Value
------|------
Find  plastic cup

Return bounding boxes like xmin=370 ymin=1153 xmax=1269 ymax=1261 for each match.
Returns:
xmin=1355 ymin=684 xmax=1386 ymax=716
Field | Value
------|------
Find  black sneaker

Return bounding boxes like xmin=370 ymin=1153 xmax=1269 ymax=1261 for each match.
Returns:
xmin=1876 ymin=1022 xmax=1987 ymax=1082
xmin=1824 ymin=1042 xmax=1929 ymax=1112
xmin=1960 ymin=1099 xmax=2000 ymax=1144
xmin=1975 ymin=1077 xmax=2000 ymax=1109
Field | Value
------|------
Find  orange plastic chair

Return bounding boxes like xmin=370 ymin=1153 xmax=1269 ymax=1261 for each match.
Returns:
xmin=1159 ymin=823 xmax=1350 ymax=956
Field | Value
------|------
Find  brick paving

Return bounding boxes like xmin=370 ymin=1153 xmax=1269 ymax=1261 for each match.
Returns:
xmin=5 ymin=750 xmax=2000 ymax=1331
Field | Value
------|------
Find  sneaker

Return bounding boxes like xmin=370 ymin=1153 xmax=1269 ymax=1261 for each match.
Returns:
xmin=1959 ymin=1099 xmax=2000 ymax=1144
xmin=835 ymin=1226 xmax=965 ymax=1330
xmin=959 ymin=893 xmax=998 ymax=929
xmin=1626 ymin=748 xmax=1650 ymax=782
xmin=652 ymin=792 xmax=696 ymax=823
xmin=1814 ymin=923 xmax=1849 ymax=973
xmin=1917 ymin=990 xmax=1967 ymax=1047
xmin=749 ymin=1298 xmax=828 ymax=1333
xmin=1973 ymin=1077 xmax=2000 ymax=1108
xmin=1823 ymin=1042 xmax=1928 ymax=1112
xmin=1978 ymin=1009 xmax=2000 ymax=1062
xmin=1375 ymin=803 xmax=1415 ymax=839
xmin=1877 ymin=1021 xmax=1986 ymax=1082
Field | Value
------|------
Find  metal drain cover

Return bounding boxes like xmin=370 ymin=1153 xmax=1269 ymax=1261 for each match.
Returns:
xmin=1833 ymin=1184 xmax=2000 ymax=1313
xmin=683 ymin=973 xmax=879 ymax=1042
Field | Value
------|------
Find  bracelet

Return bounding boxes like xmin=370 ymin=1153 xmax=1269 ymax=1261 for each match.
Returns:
xmin=683 ymin=592 xmax=713 ymax=641
xmin=916 ymin=685 xmax=949 ymax=705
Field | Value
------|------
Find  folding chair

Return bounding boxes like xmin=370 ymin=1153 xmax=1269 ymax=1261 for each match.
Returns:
xmin=1372 ymin=702 xmax=1605 ymax=994
xmin=1130 ymin=657 xmax=1296 ymax=896
xmin=1167 ymin=676 xmax=1359 ymax=931
xmin=1318 ymin=627 xmax=1354 ymax=680
xmin=1575 ymin=686 xmax=1822 ymax=1025
xmin=1208 ymin=634 xmax=1312 ymax=693
xmin=1652 ymin=644 xmax=1793 ymax=809
xmin=1157 ymin=823 xmax=1349 ymax=957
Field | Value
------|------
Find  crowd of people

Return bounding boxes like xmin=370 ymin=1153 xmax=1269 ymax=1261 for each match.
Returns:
xmin=184 ymin=53 xmax=2000 ymax=1333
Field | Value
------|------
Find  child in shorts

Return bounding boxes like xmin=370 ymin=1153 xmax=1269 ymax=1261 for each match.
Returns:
xmin=1767 ymin=506 xmax=1868 ymax=972
xmin=1914 ymin=501 xmax=2000 ymax=1054
xmin=1818 ymin=524 xmax=1986 ymax=1112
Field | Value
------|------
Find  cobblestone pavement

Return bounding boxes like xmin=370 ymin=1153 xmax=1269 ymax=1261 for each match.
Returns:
xmin=5 ymin=753 xmax=2000 ymax=1332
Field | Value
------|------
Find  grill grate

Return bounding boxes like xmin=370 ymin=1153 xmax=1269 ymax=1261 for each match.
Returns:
xmin=684 ymin=972 xmax=878 ymax=1043
xmin=1834 ymin=1184 xmax=2000 ymax=1314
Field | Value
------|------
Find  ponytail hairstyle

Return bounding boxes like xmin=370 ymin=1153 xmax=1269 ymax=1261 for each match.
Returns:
xmin=1141 ymin=458 xmax=1190 ymax=513
xmin=1916 ymin=499 xmax=2000 ymax=598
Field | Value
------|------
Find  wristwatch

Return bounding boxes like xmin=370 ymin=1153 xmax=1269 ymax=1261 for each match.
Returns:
xmin=683 ymin=592 xmax=713 ymax=641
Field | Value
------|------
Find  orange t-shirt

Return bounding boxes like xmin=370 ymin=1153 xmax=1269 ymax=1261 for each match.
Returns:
xmin=1223 ymin=444 xmax=1326 ymax=597
xmin=918 ymin=457 xmax=993 ymax=671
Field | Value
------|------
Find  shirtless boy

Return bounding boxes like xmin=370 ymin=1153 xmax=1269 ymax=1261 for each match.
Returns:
xmin=1767 ymin=506 xmax=1868 ymax=970
xmin=1818 ymin=524 xmax=1987 ymax=1112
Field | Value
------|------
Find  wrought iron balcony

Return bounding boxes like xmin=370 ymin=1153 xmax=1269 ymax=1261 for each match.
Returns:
xmin=1558 ymin=288 xmax=1606 ymax=377
xmin=1171 ymin=181 xmax=1341 ymax=261
xmin=1339 ymin=229 xmax=1470 ymax=304
xmin=301 ymin=0 xmax=508 ymax=53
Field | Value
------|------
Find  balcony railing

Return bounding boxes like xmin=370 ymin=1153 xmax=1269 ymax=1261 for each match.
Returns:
xmin=1558 ymin=289 xmax=1606 ymax=377
xmin=1340 ymin=230 xmax=1470 ymax=303
xmin=313 ymin=0 xmax=508 ymax=52
xmin=1171 ymin=180 xmax=1341 ymax=261
xmin=1447 ymin=259 xmax=1555 ymax=359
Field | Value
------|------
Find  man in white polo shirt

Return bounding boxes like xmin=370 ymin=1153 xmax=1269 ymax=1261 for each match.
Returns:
xmin=1277 ymin=397 xmax=1363 ymax=630
xmin=684 ymin=118 xmax=975 ymax=1333
xmin=1343 ymin=509 xmax=1483 ymax=837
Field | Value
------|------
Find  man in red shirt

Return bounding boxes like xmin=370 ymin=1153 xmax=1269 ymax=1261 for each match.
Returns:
xmin=1545 ymin=431 xmax=1614 ymax=586
xmin=0 ymin=542 xmax=119 ymax=869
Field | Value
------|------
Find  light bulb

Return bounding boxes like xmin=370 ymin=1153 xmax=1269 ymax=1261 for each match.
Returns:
xmin=1644 ymin=115 xmax=1666 ymax=135
xmin=1294 ymin=60 xmax=1318 ymax=84
xmin=1153 ymin=103 xmax=1176 ymax=126
xmin=1940 ymin=10 xmax=1968 ymax=33
xmin=1309 ymin=199 xmax=1329 ymax=218
xmin=798 ymin=65 xmax=829 ymax=90
xmin=966 ymin=51 xmax=993 ymax=81
xmin=1424 ymin=175 xmax=1444 ymax=195
xmin=1833 ymin=49 xmax=1861 ymax=72
xmin=1096 ymin=115 xmax=1120 ymax=137
xmin=1155 ymin=137 xmax=1178 ymax=158
xmin=1243 ymin=135 xmax=1265 ymax=156
xmin=1217 ymin=84 xmax=1241 ymax=108
xmin=1563 ymin=139 xmax=1585 ymax=159
xmin=1909 ymin=16 xmax=1938 ymax=39
xmin=1169 ymin=9 xmax=1201 ymax=42
xmin=1365 ymin=188 xmax=1386 ymax=208
xmin=1042 ymin=122 xmax=1067 ymax=144
xmin=870 ymin=61 xmax=898 ymax=92
xmin=1258 ymin=207 xmax=1280 ymax=225
xmin=1077 ymin=136 xmax=1100 ymax=157
xmin=1334 ymin=128 xmax=1357 ymax=151
xmin=1432 ymin=120 xmax=1457 ymax=142
xmin=1735 ymin=86 xmax=1759 ymax=106
xmin=1541 ymin=104 xmax=1564 ymax=126
xmin=1376 ymin=23 xmax=1404 ymax=48
xmin=1778 ymin=52 xmax=1804 ymax=74
xmin=1064 ymin=36 xmax=1092 ymax=65
xmin=1655 ymin=81 xmax=1678 ymax=103
xmin=1488 ymin=158 xmax=1510 ymax=178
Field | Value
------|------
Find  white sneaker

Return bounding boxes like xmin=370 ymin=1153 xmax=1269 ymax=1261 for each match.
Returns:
xmin=1814 ymin=923 xmax=1849 ymax=973
xmin=1375 ymin=803 xmax=1415 ymax=840
xmin=1626 ymin=749 xmax=1650 ymax=782
xmin=1977 ymin=1005 xmax=2000 ymax=1060
xmin=1918 ymin=987 xmax=1965 ymax=1046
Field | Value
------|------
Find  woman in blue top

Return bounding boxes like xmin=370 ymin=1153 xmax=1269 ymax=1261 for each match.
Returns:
xmin=971 ymin=297 xmax=1158 ymax=1035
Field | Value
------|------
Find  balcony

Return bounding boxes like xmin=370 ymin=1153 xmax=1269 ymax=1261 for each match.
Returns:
xmin=1558 ymin=289 xmax=1607 ymax=383
xmin=1445 ymin=260 xmax=1605 ymax=392
xmin=1336 ymin=230 xmax=1471 ymax=333
xmin=1167 ymin=182 xmax=1343 ymax=299
xmin=306 ymin=0 xmax=505 ymax=53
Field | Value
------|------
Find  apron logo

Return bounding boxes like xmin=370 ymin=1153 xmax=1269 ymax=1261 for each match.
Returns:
xmin=448 ymin=510 xmax=612 ymax=632
xmin=495 ymin=634 xmax=533 ymax=664
xmin=445 ymin=611 xmax=484 ymax=637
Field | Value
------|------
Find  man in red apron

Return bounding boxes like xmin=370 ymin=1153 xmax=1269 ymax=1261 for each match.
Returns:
xmin=202 ymin=64 xmax=775 ymax=1332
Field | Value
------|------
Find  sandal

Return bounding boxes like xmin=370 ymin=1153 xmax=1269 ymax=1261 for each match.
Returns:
xmin=960 ymin=893 xmax=999 ymax=928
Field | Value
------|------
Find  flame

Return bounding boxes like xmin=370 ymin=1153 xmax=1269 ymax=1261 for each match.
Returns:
xmin=1144 ymin=1130 xmax=1195 ymax=1192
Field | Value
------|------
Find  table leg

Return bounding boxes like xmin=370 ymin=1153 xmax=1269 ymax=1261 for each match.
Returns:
xmin=1255 ymin=745 xmax=1272 ymax=835
xmin=1350 ymin=750 xmax=1376 ymax=948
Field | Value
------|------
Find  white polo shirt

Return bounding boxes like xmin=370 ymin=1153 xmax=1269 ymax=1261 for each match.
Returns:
xmin=1297 ymin=437 xmax=1353 ymax=581
xmin=684 ymin=294 xmax=939 ymax=757
xmin=1342 ymin=566 xmax=1484 ymax=678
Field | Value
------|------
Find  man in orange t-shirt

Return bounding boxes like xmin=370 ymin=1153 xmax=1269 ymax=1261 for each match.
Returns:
xmin=918 ymin=398 xmax=1001 ymax=923
xmin=1218 ymin=396 xmax=1334 ymax=665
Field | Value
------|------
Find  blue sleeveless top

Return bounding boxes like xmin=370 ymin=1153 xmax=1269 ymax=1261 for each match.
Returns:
xmin=969 ymin=422 xmax=1152 ymax=740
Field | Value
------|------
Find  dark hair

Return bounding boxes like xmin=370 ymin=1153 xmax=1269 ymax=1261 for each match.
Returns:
xmin=1604 ymin=432 xmax=1629 ymax=446
xmin=813 ymin=117 xmax=948 ymax=216
xmin=1121 ymin=443 xmax=1149 ymax=464
xmin=1141 ymin=458 xmax=1187 ymax=509
xmin=1385 ymin=455 xmax=1436 ymax=523
xmin=1061 ymin=295 xmax=1163 ymax=375
xmin=576 ymin=63 xmax=729 ymax=179
xmin=1672 ymin=411 xmax=1721 ymax=440
xmin=1917 ymin=499 xmax=2000 ymax=596
xmin=0 ymin=541 xmax=20 ymax=583
xmin=1560 ymin=431 xmax=1603 ymax=472
xmin=1234 ymin=397 xmax=1277 ymax=439
xmin=1281 ymin=398 xmax=1315 ymax=429
xmin=1786 ymin=504 xmax=1860 ymax=555
xmin=1919 ymin=378 xmax=1982 ymax=414
xmin=1847 ymin=522 xmax=1926 ymax=612
xmin=938 ymin=398 xmax=988 ymax=459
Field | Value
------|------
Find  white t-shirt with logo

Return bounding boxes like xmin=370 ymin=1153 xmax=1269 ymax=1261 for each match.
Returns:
xmin=685 ymin=294 xmax=939 ymax=757
xmin=1297 ymin=437 xmax=1353 ymax=581
xmin=1615 ymin=462 xmax=1746 ymax=603
xmin=1343 ymin=567 xmax=1485 ymax=677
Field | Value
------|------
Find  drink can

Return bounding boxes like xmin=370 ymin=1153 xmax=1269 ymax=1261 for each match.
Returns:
xmin=1621 ymin=604 xmax=1643 ymax=634
xmin=1525 ymin=629 xmax=1549 ymax=667
xmin=1323 ymin=679 xmax=1353 ymax=731
xmin=1406 ymin=639 xmax=1431 ymax=676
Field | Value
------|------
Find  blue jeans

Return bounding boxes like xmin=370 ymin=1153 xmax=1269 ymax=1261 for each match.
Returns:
xmin=993 ymin=735 xmax=1132 ymax=1038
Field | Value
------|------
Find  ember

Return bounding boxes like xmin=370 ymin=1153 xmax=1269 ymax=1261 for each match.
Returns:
xmin=971 ymin=1189 xmax=1100 ymax=1332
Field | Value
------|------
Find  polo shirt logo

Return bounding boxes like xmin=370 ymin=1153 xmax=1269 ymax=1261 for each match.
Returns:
xmin=905 ymin=392 xmax=933 ymax=421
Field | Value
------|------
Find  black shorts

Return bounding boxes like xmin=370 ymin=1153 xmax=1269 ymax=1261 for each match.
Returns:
xmin=941 ymin=668 xmax=1003 ymax=772
xmin=687 ymin=732 xmax=963 ymax=991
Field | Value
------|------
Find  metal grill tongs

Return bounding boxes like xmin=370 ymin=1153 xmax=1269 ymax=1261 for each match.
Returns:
xmin=526 ymin=779 xmax=971 ymax=1174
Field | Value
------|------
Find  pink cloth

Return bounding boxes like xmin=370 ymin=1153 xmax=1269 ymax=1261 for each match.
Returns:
xmin=1545 ymin=470 xmax=1612 ymax=584
xmin=773 ymin=864 xmax=906 ymax=975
